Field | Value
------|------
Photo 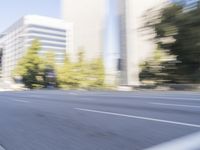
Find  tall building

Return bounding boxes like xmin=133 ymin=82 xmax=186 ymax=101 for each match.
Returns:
xmin=63 ymin=0 xmax=120 ymax=84
xmin=62 ymin=0 xmax=166 ymax=86
xmin=62 ymin=0 xmax=106 ymax=61
xmin=0 ymin=47 xmax=2 ymax=77
xmin=119 ymin=0 xmax=166 ymax=85
xmin=0 ymin=15 xmax=73 ymax=80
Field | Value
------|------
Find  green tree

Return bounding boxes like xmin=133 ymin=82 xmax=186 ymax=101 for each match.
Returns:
xmin=57 ymin=55 xmax=79 ymax=88
xmin=43 ymin=51 xmax=56 ymax=68
xmin=141 ymin=1 xmax=200 ymax=84
xmin=139 ymin=49 xmax=176 ymax=84
xmin=57 ymin=49 xmax=105 ymax=89
xmin=74 ymin=50 xmax=89 ymax=87
xmin=88 ymin=57 xmax=105 ymax=87
xmin=13 ymin=40 xmax=44 ymax=89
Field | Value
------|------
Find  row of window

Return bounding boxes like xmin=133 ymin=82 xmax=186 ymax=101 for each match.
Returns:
xmin=27 ymin=30 xmax=66 ymax=38
xmin=27 ymin=41 xmax=66 ymax=48
xmin=27 ymin=24 xmax=66 ymax=33
xmin=27 ymin=36 xmax=66 ymax=43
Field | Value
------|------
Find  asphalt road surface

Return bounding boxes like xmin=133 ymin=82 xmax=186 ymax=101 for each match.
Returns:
xmin=0 ymin=90 xmax=200 ymax=150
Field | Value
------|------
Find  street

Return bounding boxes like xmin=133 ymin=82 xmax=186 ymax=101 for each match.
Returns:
xmin=0 ymin=90 xmax=199 ymax=150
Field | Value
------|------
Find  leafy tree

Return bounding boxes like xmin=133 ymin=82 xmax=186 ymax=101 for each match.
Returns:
xmin=73 ymin=50 xmax=90 ymax=88
xmin=13 ymin=41 xmax=105 ymax=89
xmin=13 ymin=40 xmax=44 ymax=89
xmin=74 ymin=50 xmax=105 ymax=88
xmin=88 ymin=58 xmax=105 ymax=87
xmin=57 ymin=55 xmax=79 ymax=88
xmin=43 ymin=51 xmax=56 ymax=68
xmin=141 ymin=1 xmax=200 ymax=84
xmin=140 ymin=49 xmax=176 ymax=84
xmin=57 ymin=49 xmax=105 ymax=89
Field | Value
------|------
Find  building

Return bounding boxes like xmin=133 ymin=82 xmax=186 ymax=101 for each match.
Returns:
xmin=62 ymin=0 xmax=119 ymax=84
xmin=0 ymin=46 xmax=2 ymax=77
xmin=62 ymin=0 xmax=166 ymax=86
xmin=0 ymin=15 xmax=73 ymax=80
xmin=62 ymin=0 xmax=105 ymax=61
xmin=119 ymin=0 xmax=166 ymax=85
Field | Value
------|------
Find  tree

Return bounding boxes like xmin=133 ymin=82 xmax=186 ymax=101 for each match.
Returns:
xmin=74 ymin=50 xmax=105 ymax=88
xmin=43 ymin=51 xmax=56 ymax=68
xmin=141 ymin=1 xmax=200 ymax=84
xmin=88 ymin=58 xmax=105 ymax=87
xmin=57 ymin=54 xmax=79 ymax=88
xmin=13 ymin=40 xmax=44 ymax=89
xmin=139 ymin=49 xmax=176 ymax=84
xmin=73 ymin=50 xmax=90 ymax=88
xmin=56 ymin=49 xmax=105 ymax=89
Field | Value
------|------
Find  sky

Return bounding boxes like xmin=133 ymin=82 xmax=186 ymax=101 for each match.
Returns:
xmin=0 ymin=0 xmax=61 ymax=32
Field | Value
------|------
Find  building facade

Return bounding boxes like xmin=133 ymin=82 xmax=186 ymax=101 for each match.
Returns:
xmin=119 ymin=0 xmax=166 ymax=85
xmin=62 ymin=0 xmax=105 ymax=61
xmin=0 ymin=47 xmax=2 ymax=77
xmin=0 ymin=15 xmax=73 ymax=80
xmin=63 ymin=0 xmax=119 ymax=84
xmin=62 ymin=0 xmax=166 ymax=86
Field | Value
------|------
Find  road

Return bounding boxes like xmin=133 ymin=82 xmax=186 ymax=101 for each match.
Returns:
xmin=0 ymin=90 xmax=200 ymax=150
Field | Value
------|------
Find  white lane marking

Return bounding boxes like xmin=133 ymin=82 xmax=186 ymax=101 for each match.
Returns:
xmin=151 ymin=102 xmax=200 ymax=108
xmin=69 ymin=92 xmax=78 ymax=95
xmin=0 ymin=98 xmax=29 ymax=103
xmin=11 ymin=99 xmax=29 ymax=103
xmin=75 ymin=108 xmax=200 ymax=128
xmin=145 ymin=131 xmax=200 ymax=150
